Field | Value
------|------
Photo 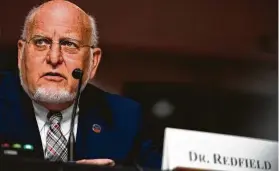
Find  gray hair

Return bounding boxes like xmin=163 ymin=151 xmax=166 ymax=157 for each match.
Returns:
xmin=20 ymin=4 xmax=99 ymax=47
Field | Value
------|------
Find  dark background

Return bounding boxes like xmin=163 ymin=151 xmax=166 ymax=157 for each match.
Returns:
xmin=0 ymin=0 xmax=277 ymax=143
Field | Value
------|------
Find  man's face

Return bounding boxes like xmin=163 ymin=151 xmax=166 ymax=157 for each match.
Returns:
xmin=18 ymin=6 xmax=101 ymax=104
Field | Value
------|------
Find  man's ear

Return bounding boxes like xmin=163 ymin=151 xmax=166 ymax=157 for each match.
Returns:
xmin=17 ymin=39 xmax=25 ymax=69
xmin=89 ymin=47 xmax=102 ymax=80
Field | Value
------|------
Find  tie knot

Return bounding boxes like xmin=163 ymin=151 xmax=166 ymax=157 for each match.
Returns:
xmin=47 ymin=112 xmax=63 ymax=124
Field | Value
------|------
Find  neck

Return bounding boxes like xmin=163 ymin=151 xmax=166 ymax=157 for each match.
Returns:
xmin=37 ymin=101 xmax=74 ymax=111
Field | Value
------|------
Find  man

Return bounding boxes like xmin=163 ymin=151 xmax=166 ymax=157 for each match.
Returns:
xmin=0 ymin=0 xmax=161 ymax=168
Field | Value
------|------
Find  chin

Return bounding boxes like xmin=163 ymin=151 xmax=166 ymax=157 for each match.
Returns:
xmin=33 ymin=86 xmax=75 ymax=104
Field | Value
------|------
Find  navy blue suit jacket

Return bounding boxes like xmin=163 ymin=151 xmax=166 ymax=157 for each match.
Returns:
xmin=0 ymin=71 xmax=162 ymax=169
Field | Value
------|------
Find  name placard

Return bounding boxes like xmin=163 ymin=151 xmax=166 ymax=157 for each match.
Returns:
xmin=162 ymin=128 xmax=278 ymax=171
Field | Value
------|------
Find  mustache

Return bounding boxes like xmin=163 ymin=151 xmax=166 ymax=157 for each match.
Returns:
xmin=42 ymin=72 xmax=67 ymax=79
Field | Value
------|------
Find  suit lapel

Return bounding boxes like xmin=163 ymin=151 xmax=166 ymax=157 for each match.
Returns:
xmin=74 ymin=86 xmax=136 ymax=164
xmin=18 ymin=86 xmax=44 ymax=158
xmin=75 ymin=86 xmax=113 ymax=160
xmin=1 ymin=72 xmax=44 ymax=159
xmin=74 ymin=86 xmax=100 ymax=160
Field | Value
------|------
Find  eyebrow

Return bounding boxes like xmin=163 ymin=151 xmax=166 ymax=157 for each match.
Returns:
xmin=30 ymin=35 xmax=82 ymax=43
xmin=59 ymin=37 xmax=82 ymax=44
xmin=30 ymin=34 xmax=51 ymax=40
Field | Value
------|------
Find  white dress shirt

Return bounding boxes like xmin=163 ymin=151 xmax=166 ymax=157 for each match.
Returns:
xmin=33 ymin=102 xmax=79 ymax=157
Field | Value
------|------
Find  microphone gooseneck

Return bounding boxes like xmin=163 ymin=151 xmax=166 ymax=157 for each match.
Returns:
xmin=69 ymin=68 xmax=83 ymax=161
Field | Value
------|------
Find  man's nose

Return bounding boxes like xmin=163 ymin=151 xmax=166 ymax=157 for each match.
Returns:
xmin=46 ymin=43 xmax=63 ymax=66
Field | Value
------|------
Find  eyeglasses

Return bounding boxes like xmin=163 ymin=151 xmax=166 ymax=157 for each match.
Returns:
xmin=22 ymin=35 xmax=94 ymax=55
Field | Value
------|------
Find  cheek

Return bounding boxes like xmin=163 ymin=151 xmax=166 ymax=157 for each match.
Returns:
xmin=64 ymin=57 xmax=85 ymax=75
xmin=23 ymin=53 xmax=44 ymax=84
xmin=24 ymin=51 xmax=40 ymax=68
xmin=25 ymin=60 xmax=40 ymax=76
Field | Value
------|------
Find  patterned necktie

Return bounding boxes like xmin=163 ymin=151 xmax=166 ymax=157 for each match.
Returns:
xmin=45 ymin=112 xmax=68 ymax=162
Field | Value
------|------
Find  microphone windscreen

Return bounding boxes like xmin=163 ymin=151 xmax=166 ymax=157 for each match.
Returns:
xmin=72 ymin=68 xmax=83 ymax=79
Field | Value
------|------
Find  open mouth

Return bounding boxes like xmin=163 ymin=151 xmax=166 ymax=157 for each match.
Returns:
xmin=42 ymin=72 xmax=66 ymax=81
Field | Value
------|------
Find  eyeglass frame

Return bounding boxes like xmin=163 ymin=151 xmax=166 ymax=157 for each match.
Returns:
xmin=20 ymin=35 xmax=95 ymax=54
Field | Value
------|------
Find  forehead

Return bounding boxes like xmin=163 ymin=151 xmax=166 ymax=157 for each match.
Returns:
xmin=29 ymin=7 xmax=90 ymax=41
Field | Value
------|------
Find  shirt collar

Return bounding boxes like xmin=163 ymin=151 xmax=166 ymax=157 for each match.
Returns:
xmin=32 ymin=101 xmax=77 ymax=123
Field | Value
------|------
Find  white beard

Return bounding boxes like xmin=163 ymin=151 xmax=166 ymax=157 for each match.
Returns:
xmin=33 ymin=86 xmax=76 ymax=104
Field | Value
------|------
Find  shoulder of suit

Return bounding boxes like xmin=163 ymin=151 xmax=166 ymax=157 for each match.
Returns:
xmin=0 ymin=70 xmax=20 ymax=99
xmin=0 ymin=70 xmax=18 ymax=83
xmin=106 ymin=91 xmax=140 ymax=107
xmin=85 ymin=84 xmax=141 ymax=110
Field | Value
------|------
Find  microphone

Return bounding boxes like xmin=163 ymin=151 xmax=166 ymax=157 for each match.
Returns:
xmin=68 ymin=68 xmax=83 ymax=161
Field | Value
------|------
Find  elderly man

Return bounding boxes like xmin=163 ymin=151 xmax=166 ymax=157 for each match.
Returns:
xmin=0 ymin=0 xmax=161 ymax=168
